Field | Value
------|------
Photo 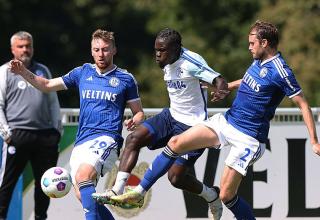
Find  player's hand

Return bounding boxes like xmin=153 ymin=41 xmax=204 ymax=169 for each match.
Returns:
xmin=9 ymin=59 xmax=26 ymax=74
xmin=210 ymin=76 xmax=230 ymax=102
xmin=211 ymin=90 xmax=230 ymax=102
xmin=312 ymin=143 xmax=320 ymax=156
xmin=124 ymin=119 xmax=138 ymax=131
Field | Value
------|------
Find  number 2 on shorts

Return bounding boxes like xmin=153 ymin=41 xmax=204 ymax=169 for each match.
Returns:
xmin=240 ymin=148 xmax=250 ymax=162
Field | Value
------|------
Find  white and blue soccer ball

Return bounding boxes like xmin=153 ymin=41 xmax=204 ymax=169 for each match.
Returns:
xmin=41 ymin=167 xmax=72 ymax=198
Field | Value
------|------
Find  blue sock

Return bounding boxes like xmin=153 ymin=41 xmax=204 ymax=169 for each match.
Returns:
xmin=140 ymin=146 xmax=178 ymax=191
xmin=78 ymin=180 xmax=115 ymax=220
xmin=97 ymin=203 xmax=114 ymax=220
xmin=224 ymin=195 xmax=255 ymax=220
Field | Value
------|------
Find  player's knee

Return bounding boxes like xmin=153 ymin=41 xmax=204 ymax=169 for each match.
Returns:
xmin=75 ymin=164 xmax=96 ymax=184
xmin=125 ymin=132 xmax=145 ymax=151
xmin=75 ymin=172 xmax=88 ymax=185
xmin=168 ymin=136 xmax=181 ymax=152
xmin=125 ymin=133 xmax=139 ymax=149
xmin=168 ymin=172 xmax=184 ymax=189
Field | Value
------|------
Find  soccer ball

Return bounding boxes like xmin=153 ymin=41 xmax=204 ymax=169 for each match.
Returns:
xmin=41 ymin=167 xmax=72 ymax=198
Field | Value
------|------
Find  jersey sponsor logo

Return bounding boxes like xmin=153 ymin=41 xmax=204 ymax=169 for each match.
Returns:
xmin=109 ymin=77 xmax=120 ymax=87
xmin=243 ymin=72 xmax=261 ymax=92
xmin=81 ymin=89 xmax=117 ymax=101
xmin=259 ymin=67 xmax=268 ymax=78
xmin=166 ymin=80 xmax=187 ymax=89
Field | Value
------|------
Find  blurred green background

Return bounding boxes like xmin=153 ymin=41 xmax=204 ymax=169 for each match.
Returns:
xmin=1 ymin=0 xmax=319 ymax=108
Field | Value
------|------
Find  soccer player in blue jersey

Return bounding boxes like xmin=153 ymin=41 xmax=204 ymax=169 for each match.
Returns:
xmin=92 ymin=28 xmax=229 ymax=219
xmin=109 ymin=21 xmax=320 ymax=220
xmin=9 ymin=29 xmax=144 ymax=220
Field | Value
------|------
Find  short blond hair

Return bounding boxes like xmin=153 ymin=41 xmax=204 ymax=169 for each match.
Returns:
xmin=92 ymin=29 xmax=115 ymax=47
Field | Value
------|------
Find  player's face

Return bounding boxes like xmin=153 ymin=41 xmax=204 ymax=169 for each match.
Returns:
xmin=91 ymin=38 xmax=116 ymax=72
xmin=11 ymin=38 xmax=33 ymax=66
xmin=248 ymin=32 xmax=264 ymax=60
xmin=154 ymin=38 xmax=179 ymax=69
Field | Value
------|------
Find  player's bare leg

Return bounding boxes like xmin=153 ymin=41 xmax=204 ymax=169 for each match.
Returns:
xmin=168 ymin=164 xmax=222 ymax=219
xmin=92 ymin=125 xmax=152 ymax=205
xmin=110 ymin=124 xmax=222 ymax=215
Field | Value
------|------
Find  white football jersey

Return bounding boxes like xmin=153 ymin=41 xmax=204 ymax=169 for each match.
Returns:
xmin=163 ymin=48 xmax=220 ymax=126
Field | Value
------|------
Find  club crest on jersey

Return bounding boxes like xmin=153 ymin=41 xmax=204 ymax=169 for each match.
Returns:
xmin=109 ymin=77 xmax=120 ymax=87
xmin=176 ymin=67 xmax=183 ymax=78
xmin=35 ymin=70 xmax=44 ymax=77
xmin=17 ymin=81 xmax=27 ymax=89
xmin=259 ymin=67 xmax=268 ymax=78
xmin=17 ymin=80 xmax=33 ymax=89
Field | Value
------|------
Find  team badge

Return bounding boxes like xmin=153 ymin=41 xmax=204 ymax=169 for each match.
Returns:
xmin=8 ymin=146 xmax=16 ymax=154
xmin=17 ymin=81 xmax=27 ymax=89
xmin=105 ymin=162 xmax=151 ymax=217
xmin=109 ymin=77 xmax=120 ymax=87
xmin=35 ymin=70 xmax=44 ymax=77
xmin=259 ymin=67 xmax=268 ymax=78
xmin=176 ymin=67 xmax=183 ymax=78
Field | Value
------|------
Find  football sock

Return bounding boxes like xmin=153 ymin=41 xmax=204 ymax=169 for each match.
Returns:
xmin=112 ymin=171 xmax=130 ymax=194
xmin=200 ymin=185 xmax=218 ymax=202
xmin=134 ymin=184 xmax=147 ymax=195
xmin=97 ymin=203 xmax=114 ymax=220
xmin=224 ymin=195 xmax=255 ymax=220
xmin=78 ymin=180 xmax=114 ymax=220
xmin=139 ymin=146 xmax=179 ymax=191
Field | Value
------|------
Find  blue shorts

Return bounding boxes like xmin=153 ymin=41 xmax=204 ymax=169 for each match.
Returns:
xmin=142 ymin=108 xmax=205 ymax=166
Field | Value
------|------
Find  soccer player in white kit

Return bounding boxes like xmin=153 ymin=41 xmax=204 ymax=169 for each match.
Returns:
xmin=9 ymin=29 xmax=144 ymax=220
xmin=110 ymin=21 xmax=320 ymax=220
xmin=93 ymin=28 xmax=229 ymax=219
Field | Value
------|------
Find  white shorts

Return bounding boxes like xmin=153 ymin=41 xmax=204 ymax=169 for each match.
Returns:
xmin=202 ymin=113 xmax=266 ymax=176
xmin=69 ymin=135 xmax=119 ymax=185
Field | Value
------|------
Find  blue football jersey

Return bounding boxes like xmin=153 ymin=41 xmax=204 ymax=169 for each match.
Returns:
xmin=61 ymin=64 xmax=140 ymax=146
xmin=225 ymin=53 xmax=301 ymax=142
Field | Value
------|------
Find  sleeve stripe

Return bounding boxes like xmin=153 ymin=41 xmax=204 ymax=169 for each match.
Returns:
xmin=181 ymin=49 xmax=216 ymax=73
xmin=288 ymin=89 xmax=302 ymax=98
xmin=127 ymin=97 xmax=141 ymax=103
xmin=273 ymin=59 xmax=288 ymax=78
xmin=59 ymin=77 xmax=68 ymax=90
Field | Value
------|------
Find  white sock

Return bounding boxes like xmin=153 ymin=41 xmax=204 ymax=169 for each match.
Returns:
xmin=112 ymin=171 xmax=130 ymax=194
xmin=199 ymin=185 xmax=217 ymax=202
xmin=134 ymin=184 xmax=147 ymax=196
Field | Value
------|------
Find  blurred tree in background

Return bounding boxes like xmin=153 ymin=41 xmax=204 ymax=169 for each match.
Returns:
xmin=0 ymin=0 xmax=319 ymax=107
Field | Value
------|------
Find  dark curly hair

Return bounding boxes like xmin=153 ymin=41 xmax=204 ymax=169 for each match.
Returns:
xmin=156 ymin=28 xmax=182 ymax=48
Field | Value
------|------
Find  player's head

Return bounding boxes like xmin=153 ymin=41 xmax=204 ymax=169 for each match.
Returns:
xmin=11 ymin=31 xmax=34 ymax=67
xmin=248 ymin=20 xmax=279 ymax=60
xmin=91 ymin=29 xmax=117 ymax=72
xmin=154 ymin=28 xmax=182 ymax=68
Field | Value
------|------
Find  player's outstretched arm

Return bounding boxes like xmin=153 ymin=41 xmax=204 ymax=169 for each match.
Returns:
xmin=227 ymin=79 xmax=242 ymax=91
xmin=292 ymin=93 xmax=320 ymax=156
xmin=125 ymin=100 xmax=144 ymax=131
xmin=9 ymin=59 xmax=65 ymax=93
